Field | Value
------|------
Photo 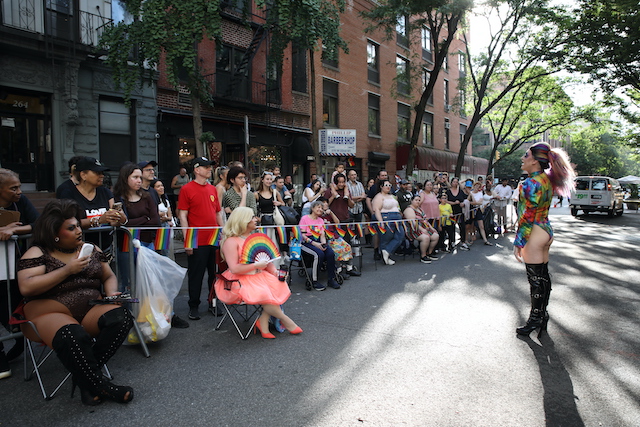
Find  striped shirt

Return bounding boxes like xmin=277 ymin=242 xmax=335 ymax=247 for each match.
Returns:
xmin=346 ymin=180 xmax=365 ymax=214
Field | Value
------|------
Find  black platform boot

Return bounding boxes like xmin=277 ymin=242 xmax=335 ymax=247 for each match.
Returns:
xmin=516 ymin=263 xmax=549 ymax=337
xmin=93 ymin=307 xmax=133 ymax=366
xmin=52 ymin=324 xmax=133 ymax=406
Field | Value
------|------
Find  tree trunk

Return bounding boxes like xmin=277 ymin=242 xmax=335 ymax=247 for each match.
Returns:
xmin=191 ymin=92 xmax=204 ymax=157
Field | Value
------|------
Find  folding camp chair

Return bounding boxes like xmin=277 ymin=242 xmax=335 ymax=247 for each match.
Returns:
xmin=210 ymin=275 xmax=262 ymax=340
xmin=18 ymin=320 xmax=112 ymax=400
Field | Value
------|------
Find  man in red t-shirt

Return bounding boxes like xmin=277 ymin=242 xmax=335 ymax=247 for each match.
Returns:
xmin=177 ymin=157 xmax=225 ymax=320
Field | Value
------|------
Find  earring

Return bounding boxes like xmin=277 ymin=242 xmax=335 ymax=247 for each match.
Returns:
xmin=54 ymin=237 xmax=59 ymax=242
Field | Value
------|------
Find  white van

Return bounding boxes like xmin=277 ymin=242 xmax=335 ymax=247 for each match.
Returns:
xmin=570 ymin=176 xmax=624 ymax=217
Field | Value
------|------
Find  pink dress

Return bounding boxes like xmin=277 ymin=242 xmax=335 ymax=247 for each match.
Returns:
xmin=215 ymin=237 xmax=291 ymax=305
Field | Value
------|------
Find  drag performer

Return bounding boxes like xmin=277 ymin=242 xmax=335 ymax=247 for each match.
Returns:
xmin=514 ymin=142 xmax=575 ymax=337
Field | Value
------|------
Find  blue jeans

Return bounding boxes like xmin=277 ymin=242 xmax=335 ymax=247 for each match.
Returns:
xmin=380 ymin=212 xmax=405 ymax=255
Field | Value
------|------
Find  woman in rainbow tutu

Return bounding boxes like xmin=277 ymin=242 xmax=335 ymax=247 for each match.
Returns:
xmin=216 ymin=207 xmax=302 ymax=339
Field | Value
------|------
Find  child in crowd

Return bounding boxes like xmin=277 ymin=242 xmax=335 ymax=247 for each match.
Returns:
xmin=438 ymin=193 xmax=455 ymax=253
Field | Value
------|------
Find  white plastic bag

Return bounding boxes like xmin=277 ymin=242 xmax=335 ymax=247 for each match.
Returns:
xmin=127 ymin=240 xmax=187 ymax=343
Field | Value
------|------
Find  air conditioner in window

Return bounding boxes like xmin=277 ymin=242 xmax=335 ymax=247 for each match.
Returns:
xmin=444 ymin=104 xmax=452 ymax=112
xmin=444 ymin=122 xmax=451 ymax=129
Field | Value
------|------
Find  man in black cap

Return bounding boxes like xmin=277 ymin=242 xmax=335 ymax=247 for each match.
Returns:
xmin=138 ymin=160 xmax=160 ymax=206
xmin=395 ymin=179 xmax=414 ymax=212
xmin=177 ymin=157 xmax=225 ymax=320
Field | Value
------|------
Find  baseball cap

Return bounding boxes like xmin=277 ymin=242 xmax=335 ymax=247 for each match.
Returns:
xmin=400 ymin=179 xmax=409 ymax=184
xmin=465 ymin=181 xmax=473 ymax=188
xmin=191 ymin=156 xmax=214 ymax=168
xmin=76 ymin=157 xmax=109 ymax=173
xmin=137 ymin=160 xmax=158 ymax=170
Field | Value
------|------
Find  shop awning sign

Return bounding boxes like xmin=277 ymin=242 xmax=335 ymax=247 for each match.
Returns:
xmin=319 ymin=129 xmax=356 ymax=156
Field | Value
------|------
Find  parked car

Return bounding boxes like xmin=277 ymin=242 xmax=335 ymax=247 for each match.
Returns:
xmin=570 ymin=176 xmax=624 ymax=217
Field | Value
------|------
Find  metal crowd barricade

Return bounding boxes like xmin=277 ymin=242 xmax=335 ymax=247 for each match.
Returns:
xmin=2 ymin=235 xmax=27 ymax=346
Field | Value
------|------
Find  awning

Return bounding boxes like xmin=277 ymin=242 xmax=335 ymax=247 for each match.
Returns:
xmin=368 ymin=151 xmax=391 ymax=162
xmin=396 ymin=145 xmax=489 ymax=176
xmin=291 ymin=136 xmax=315 ymax=162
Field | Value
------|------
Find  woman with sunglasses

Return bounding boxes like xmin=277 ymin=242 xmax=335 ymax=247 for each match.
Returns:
xmin=514 ymin=142 xmax=574 ymax=337
xmin=371 ymin=179 xmax=405 ymax=265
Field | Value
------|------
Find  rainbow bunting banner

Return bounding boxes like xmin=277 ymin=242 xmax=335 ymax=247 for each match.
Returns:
xmin=336 ymin=226 xmax=347 ymax=238
xmin=309 ymin=225 xmax=322 ymax=239
xmin=276 ymin=226 xmax=287 ymax=244
xmin=207 ymin=228 xmax=222 ymax=247
xmin=367 ymin=224 xmax=377 ymax=235
xmin=184 ymin=228 xmax=198 ymax=249
xmin=355 ymin=224 xmax=364 ymax=237
xmin=378 ymin=223 xmax=387 ymax=234
xmin=291 ymin=226 xmax=301 ymax=241
xmin=325 ymin=227 xmax=336 ymax=239
xmin=154 ymin=227 xmax=172 ymax=252
xmin=347 ymin=226 xmax=356 ymax=237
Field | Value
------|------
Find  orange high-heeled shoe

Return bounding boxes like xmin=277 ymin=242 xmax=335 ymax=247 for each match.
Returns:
xmin=254 ymin=322 xmax=275 ymax=339
xmin=289 ymin=326 xmax=303 ymax=335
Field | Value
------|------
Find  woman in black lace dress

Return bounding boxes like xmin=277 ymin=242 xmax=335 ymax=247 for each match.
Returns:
xmin=17 ymin=200 xmax=134 ymax=405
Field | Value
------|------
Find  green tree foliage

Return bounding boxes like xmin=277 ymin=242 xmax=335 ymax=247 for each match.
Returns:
xmin=454 ymin=0 xmax=569 ymax=177
xmin=483 ymin=71 xmax=584 ymax=173
xmin=568 ymin=119 xmax=640 ymax=178
xmin=564 ymin=0 xmax=640 ymax=93
xmin=361 ymin=0 xmax=473 ymax=176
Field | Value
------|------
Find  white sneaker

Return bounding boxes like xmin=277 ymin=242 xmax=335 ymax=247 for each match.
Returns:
xmin=381 ymin=250 xmax=395 ymax=265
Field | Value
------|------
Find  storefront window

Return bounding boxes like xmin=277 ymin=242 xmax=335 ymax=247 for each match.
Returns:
xmin=178 ymin=138 xmax=195 ymax=166
xmin=247 ymin=145 xmax=281 ymax=185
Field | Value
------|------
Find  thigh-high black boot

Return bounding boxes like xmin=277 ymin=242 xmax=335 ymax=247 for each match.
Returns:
xmin=93 ymin=307 xmax=133 ymax=366
xmin=516 ymin=263 xmax=549 ymax=337
xmin=52 ymin=324 xmax=133 ymax=406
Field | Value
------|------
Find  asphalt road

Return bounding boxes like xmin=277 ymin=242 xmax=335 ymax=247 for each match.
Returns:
xmin=2 ymin=205 xmax=639 ymax=426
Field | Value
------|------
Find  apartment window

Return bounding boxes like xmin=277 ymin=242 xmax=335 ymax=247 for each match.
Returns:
xmin=266 ymin=62 xmax=281 ymax=104
xmin=460 ymin=124 xmax=468 ymax=147
xmin=397 ymin=103 xmax=411 ymax=141
xmin=323 ymin=79 xmax=339 ymax=127
xmin=368 ymin=94 xmax=380 ymax=136
xmin=367 ymin=41 xmax=380 ymax=84
xmin=444 ymin=119 xmax=451 ymax=150
xmin=216 ymin=45 xmax=250 ymax=100
xmin=397 ymin=56 xmax=410 ymax=96
xmin=458 ymin=51 xmax=466 ymax=77
xmin=444 ymin=79 xmax=450 ymax=111
xmin=99 ymin=99 xmax=135 ymax=171
xmin=459 ymin=86 xmax=467 ymax=118
xmin=422 ymin=113 xmax=434 ymax=146
xmin=421 ymin=26 xmax=432 ymax=61
xmin=423 ymin=69 xmax=434 ymax=105
xmin=322 ymin=45 xmax=339 ymax=69
xmin=292 ymin=44 xmax=307 ymax=93
xmin=396 ymin=15 xmax=408 ymax=47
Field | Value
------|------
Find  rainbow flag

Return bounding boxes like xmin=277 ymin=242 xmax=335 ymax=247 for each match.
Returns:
xmin=207 ymin=228 xmax=222 ymax=247
xmin=309 ymin=225 xmax=322 ymax=239
xmin=367 ymin=224 xmax=377 ymax=235
xmin=336 ymin=225 xmax=347 ymax=238
xmin=325 ymin=227 xmax=336 ymax=239
xmin=120 ymin=230 xmax=131 ymax=252
xmin=154 ymin=227 xmax=172 ymax=252
xmin=291 ymin=226 xmax=301 ymax=241
xmin=184 ymin=228 xmax=198 ymax=249
xmin=130 ymin=228 xmax=141 ymax=241
xmin=378 ymin=223 xmax=387 ymax=234
xmin=347 ymin=226 xmax=356 ymax=237
xmin=276 ymin=226 xmax=287 ymax=244
xmin=356 ymin=223 xmax=364 ymax=237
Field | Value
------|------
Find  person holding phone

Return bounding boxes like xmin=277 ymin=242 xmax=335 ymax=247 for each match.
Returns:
xmin=17 ymin=199 xmax=134 ymax=405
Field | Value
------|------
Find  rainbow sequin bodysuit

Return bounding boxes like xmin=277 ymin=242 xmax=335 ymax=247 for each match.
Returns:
xmin=514 ymin=171 xmax=553 ymax=248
